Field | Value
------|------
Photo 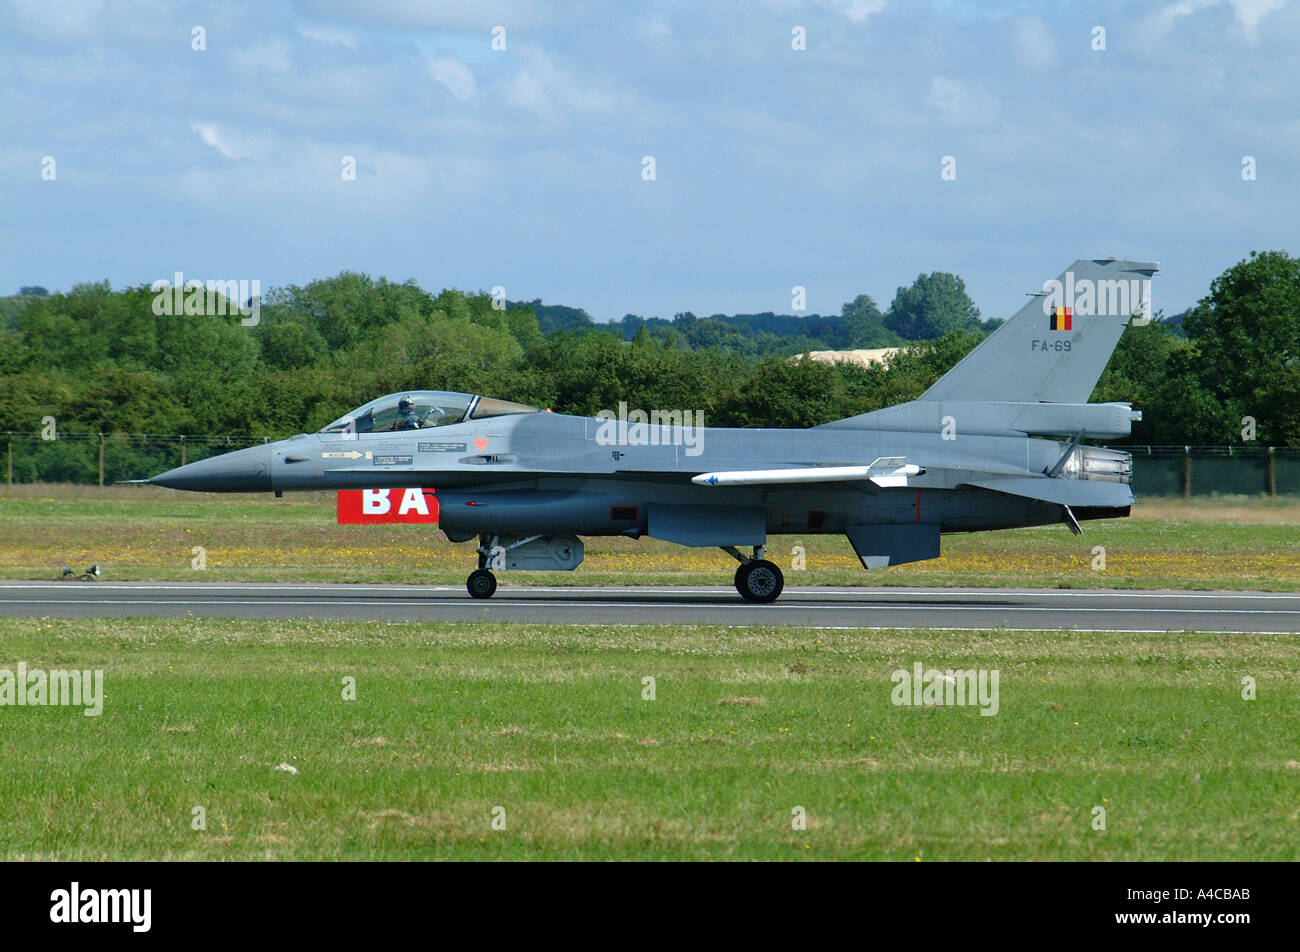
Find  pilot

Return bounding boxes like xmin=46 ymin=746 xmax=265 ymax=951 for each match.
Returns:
xmin=393 ymin=395 xmax=421 ymax=430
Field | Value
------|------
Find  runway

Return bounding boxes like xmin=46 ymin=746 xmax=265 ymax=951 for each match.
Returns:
xmin=0 ymin=581 xmax=1298 ymax=632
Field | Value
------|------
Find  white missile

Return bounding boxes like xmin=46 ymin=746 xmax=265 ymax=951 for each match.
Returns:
xmin=692 ymin=458 xmax=924 ymax=488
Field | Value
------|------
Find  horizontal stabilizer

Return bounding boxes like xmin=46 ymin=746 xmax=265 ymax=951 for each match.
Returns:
xmin=821 ymin=400 xmax=1138 ymax=439
xmin=963 ymin=476 xmax=1134 ymax=508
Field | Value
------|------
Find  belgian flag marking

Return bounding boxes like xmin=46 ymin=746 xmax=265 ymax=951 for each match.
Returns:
xmin=1050 ymin=306 xmax=1072 ymax=331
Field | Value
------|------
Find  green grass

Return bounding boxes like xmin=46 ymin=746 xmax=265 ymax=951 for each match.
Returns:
xmin=1 ymin=484 xmax=1298 ymax=590
xmin=2 ymin=617 xmax=1297 ymax=860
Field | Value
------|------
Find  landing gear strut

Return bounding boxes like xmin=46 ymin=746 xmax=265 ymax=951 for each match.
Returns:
xmin=462 ymin=532 xmax=586 ymax=599
xmin=467 ymin=535 xmax=499 ymax=599
xmin=722 ymin=545 xmax=784 ymax=603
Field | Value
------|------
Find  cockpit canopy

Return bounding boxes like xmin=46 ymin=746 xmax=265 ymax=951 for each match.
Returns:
xmin=319 ymin=391 xmax=539 ymax=435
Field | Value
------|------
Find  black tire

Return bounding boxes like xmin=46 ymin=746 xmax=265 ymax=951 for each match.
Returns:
xmin=467 ymin=569 xmax=497 ymax=599
xmin=735 ymin=559 xmax=784 ymax=603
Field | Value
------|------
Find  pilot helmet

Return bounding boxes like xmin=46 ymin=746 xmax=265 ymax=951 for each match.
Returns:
xmin=398 ymin=395 xmax=414 ymax=412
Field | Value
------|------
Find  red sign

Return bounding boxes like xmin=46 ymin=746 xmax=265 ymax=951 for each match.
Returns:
xmin=337 ymin=488 xmax=439 ymax=524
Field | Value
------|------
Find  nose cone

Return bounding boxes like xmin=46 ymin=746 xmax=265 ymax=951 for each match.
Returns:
xmin=150 ymin=444 xmax=273 ymax=492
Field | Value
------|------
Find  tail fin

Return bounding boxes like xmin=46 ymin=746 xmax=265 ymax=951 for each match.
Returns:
xmin=921 ymin=258 xmax=1158 ymax=404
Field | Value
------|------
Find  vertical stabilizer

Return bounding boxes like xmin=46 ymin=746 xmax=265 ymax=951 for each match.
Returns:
xmin=921 ymin=258 xmax=1158 ymax=404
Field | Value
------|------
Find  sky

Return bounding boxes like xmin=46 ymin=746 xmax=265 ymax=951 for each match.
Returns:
xmin=1 ymin=0 xmax=1297 ymax=323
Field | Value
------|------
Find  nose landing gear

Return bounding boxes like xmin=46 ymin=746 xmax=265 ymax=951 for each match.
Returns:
xmin=467 ymin=535 xmax=499 ymax=599
xmin=462 ymin=532 xmax=586 ymax=598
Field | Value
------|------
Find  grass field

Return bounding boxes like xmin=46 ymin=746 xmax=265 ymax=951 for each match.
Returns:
xmin=1 ymin=617 xmax=1296 ymax=860
xmin=1 ymin=484 xmax=1297 ymax=590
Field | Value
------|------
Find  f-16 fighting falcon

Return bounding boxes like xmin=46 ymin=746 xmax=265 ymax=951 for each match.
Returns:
xmin=145 ymin=258 xmax=1156 ymax=602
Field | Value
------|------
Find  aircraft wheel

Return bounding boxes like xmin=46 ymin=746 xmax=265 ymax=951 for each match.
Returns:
xmin=735 ymin=559 xmax=784 ymax=603
xmin=467 ymin=569 xmax=498 ymax=599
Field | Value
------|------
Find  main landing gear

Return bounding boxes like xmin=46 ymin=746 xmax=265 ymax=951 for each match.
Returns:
xmin=722 ymin=545 xmax=784 ymax=603
xmin=466 ymin=568 xmax=497 ymax=599
xmin=463 ymin=535 xmax=783 ymax=603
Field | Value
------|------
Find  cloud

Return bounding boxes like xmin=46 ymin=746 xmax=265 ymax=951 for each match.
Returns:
xmin=1147 ymin=0 xmax=1220 ymax=34
xmin=1228 ymin=0 xmax=1286 ymax=44
xmin=297 ymin=26 xmax=358 ymax=48
xmin=231 ymin=39 xmax=292 ymax=75
xmin=5 ymin=0 xmax=105 ymax=43
xmin=1143 ymin=0 xmax=1285 ymax=44
xmin=760 ymin=0 xmax=887 ymax=23
xmin=290 ymin=0 xmax=554 ymax=31
xmin=5 ymin=0 xmax=1298 ymax=319
xmin=190 ymin=122 xmax=257 ymax=161
xmin=927 ymin=76 xmax=999 ymax=125
xmin=635 ymin=14 xmax=671 ymax=39
xmin=821 ymin=0 xmax=888 ymax=22
xmin=500 ymin=48 xmax=614 ymax=118
xmin=427 ymin=57 xmax=476 ymax=102
xmin=1012 ymin=17 xmax=1055 ymax=71
xmin=177 ymin=125 xmax=491 ymax=215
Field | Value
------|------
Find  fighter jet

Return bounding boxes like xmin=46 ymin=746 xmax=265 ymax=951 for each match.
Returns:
xmin=147 ymin=258 xmax=1155 ymax=602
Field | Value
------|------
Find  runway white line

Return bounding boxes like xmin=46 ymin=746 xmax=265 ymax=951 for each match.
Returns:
xmin=707 ymin=625 xmax=1297 ymax=635
xmin=6 ymin=598 xmax=1300 ymax=615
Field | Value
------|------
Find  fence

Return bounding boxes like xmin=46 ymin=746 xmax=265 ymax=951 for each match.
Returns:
xmin=3 ymin=432 xmax=1299 ymax=496
xmin=1129 ymin=445 xmax=1300 ymax=497
xmin=2 ymin=431 xmax=271 ymax=487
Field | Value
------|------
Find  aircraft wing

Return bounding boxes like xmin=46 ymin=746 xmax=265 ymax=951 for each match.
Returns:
xmin=691 ymin=458 xmax=924 ymax=488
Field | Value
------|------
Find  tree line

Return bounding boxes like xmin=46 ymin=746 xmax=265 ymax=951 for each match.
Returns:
xmin=525 ymin=269 xmax=992 ymax=358
xmin=0 ymin=250 xmax=1295 ymax=483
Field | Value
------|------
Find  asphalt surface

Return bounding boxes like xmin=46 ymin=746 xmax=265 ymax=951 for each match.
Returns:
xmin=0 ymin=581 xmax=1297 ymax=632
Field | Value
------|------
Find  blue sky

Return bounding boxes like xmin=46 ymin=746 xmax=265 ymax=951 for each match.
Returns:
xmin=2 ymin=0 xmax=1296 ymax=322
